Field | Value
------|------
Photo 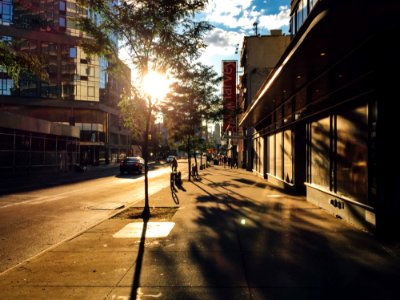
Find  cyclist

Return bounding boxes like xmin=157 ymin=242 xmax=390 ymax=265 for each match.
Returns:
xmin=171 ymin=156 xmax=178 ymax=172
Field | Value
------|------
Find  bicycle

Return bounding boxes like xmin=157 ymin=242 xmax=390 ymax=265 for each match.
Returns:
xmin=170 ymin=171 xmax=177 ymax=191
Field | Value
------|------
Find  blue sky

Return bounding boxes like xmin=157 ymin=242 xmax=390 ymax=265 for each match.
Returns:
xmin=197 ymin=0 xmax=291 ymax=76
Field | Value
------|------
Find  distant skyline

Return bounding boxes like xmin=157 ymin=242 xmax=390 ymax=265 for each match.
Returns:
xmin=197 ymin=0 xmax=291 ymax=76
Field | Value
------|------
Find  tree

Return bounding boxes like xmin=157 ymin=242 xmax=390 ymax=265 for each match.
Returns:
xmin=77 ymin=0 xmax=213 ymax=217
xmin=162 ymin=62 xmax=222 ymax=181
xmin=0 ymin=39 xmax=48 ymax=87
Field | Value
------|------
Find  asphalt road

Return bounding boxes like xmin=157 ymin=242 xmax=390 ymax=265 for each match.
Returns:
xmin=0 ymin=162 xmax=186 ymax=274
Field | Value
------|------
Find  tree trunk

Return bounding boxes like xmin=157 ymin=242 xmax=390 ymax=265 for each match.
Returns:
xmin=142 ymin=99 xmax=152 ymax=218
xmin=187 ymin=136 xmax=191 ymax=181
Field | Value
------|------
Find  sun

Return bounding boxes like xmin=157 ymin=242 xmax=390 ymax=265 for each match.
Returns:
xmin=143 ymin=71 xmax=171 ymax=101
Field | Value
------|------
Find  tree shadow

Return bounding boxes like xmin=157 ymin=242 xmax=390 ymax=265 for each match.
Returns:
xmin=122 ymin=168 xmax=399 ymax=299
xmin=159 ymin=174 xmax=400 ymax=299
xmin=130 ymin=215 xmax=149 ymax=300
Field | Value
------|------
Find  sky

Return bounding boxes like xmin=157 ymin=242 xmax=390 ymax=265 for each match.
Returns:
xmin=196 ymin=0 xmax=291 ymax=134
xmin=197 ymin=0 xmax=291 ymax=76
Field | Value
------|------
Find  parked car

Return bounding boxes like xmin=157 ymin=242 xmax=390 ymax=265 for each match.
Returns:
xmin=120 ymin=157 xmax=145 ymax=175
xmin=166 ymin=155 xmax=175 ymax=163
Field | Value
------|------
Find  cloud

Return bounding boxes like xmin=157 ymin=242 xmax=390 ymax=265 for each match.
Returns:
xmin=196 ymin=1 xmax=291 ymax=75
xmin=203 ymin=28 xmax=243 ymax=56
xmin=204 ymin=28 xmax=243 ymax=48
xmin=203 ymin=0 xmax=290 ymax=33
xmin=258 ymin=5 xmax=290 ymax=31
xmin=198 ymin=28 xmax=243 ymax=74
xmin=203 ymin=0 xmax=256 ymax=29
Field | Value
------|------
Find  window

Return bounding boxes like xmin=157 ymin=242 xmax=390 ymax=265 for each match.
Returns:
xmin=0 ymin=78 xmax=13 ymax=95
xmin=20 ymin=80 xmax=38 ymax=97
xmin=99 ymin=57 xmax=108 ymax=89
xmin=283 ymin=130 xmax=293 ymax=183
xmin=69 ymin=47 xmax=77 ymax=58
xmin=88 ymin=86 xmax=95 ymax=97
xmin=59 ymin=1 xmax=66 ymax=11
xmin=268 ymin=135 xmax=275 ymax=175
xmin=59 ymin=16 xmax=66 ymax=28
xmin=336 ymin=105 xmax=368 ymax=202
xmin=0 ymin=0 xmax=12 ymax=25
xmin=275 ymin=132 xmax=283 ymax=179
xmin=309 ymin=0 xmax=317 ymax=11
xmin=311 ymin=117 xmax=330 ymax=188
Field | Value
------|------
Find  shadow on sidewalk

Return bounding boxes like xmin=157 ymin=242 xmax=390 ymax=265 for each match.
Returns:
xmin=143 ymin=171 xmax=400 ymax=299
xmin=130 ymin=215 xmax=149 ymax=300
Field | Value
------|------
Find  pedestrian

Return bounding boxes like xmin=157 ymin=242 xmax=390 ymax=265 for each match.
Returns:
xmin=171 ymin=156 xmax=178 ymax=172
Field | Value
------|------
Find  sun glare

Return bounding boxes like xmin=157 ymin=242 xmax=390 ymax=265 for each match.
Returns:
xmin=143 ymin=71 xmax=171 ymax=101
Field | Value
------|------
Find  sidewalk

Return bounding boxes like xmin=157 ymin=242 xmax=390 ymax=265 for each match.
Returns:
xmin=1 ymin=166 xmax=400 ymax=299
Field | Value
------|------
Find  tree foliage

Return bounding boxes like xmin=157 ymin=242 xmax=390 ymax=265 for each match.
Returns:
xmin=0 ymin=39 xmax=48 ymax=87
xmin=162 ymin=62 xmax=222 ymax=179
xmin=77 ymin=0 xmax=214 ymax=215
xmin=78 ymin=0 xmax=212 ymax=76
xmin=77 ymin=0 xmax=214 ymax=142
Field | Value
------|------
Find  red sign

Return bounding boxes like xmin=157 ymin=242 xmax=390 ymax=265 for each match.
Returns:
xmin=222 ymin=61 xmax=237 ymax=133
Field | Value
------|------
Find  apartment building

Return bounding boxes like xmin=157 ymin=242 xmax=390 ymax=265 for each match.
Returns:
xmin=0 ymin=0 xmax=131 ymax=175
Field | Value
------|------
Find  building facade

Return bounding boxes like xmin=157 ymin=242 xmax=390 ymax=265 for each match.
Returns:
xmin=0 ymin=0 xmax=131 ymax=173
xmin=238 ymin=30 xmax=291 ymax=171
xmin=239 ymin=0 xmax=399 ymax=236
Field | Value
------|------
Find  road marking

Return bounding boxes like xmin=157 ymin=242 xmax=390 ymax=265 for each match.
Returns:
xmin=1 ymin=195 xmax=68 ymax=208
xmin=0 ymin=167 xmax=175 ymax=209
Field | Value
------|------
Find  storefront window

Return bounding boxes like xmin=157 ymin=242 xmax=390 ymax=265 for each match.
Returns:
xmin=276 ymin=132 xmax=283 ymax=179
xmin=336 ymin=105 xmax=368 ymax=202
xmin=253 ymin=137 xmax=259 ymax=173
xmin=259 ymin=136 xmax=264 ymax=175
xmin=311 ymin=117 xmax=330 ymax=189
xmin=268 ymin=135 xmax=275 ymax=175
xmin=284 ymin=130 xmax=293 ymax=183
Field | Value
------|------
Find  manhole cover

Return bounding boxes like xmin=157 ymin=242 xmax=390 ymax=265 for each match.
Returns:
xmin=113 ymin=222 xmax=175 ymax=238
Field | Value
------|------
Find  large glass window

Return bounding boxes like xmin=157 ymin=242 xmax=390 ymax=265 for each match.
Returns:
xmin=259 ymin=136 xmax=264 ymax=175
xmin=0 ymin=0 xmax=12 ymax=25
xmin=268 ymin=135 xmax=275 ymax=175
xmin=0 ymin=78 xmax=13 ymax=95
xmin=276 ymin=132 xmax=283 ymax=179
xmin=253 ymin=137 xmax=259 ymax=173
xmin=311 ymin=117 xmax=330 ymax=188
xmin=20 ymin=80 xmax=38 ymax=97
xmin=336 ymin=106 xmax=368 ymax=202
xmin=284 ymin=130 xmax=293 ymax=183
xmin=99 ymin=57 xmax=108 ymax=89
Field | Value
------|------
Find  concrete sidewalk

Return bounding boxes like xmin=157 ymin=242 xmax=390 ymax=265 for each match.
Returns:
xmin=1 ymin=166 xmax=399 ymax=299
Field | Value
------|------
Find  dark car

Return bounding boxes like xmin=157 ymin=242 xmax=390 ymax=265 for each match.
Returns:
xmin=119 ymin=157 xmax=145 ymax=175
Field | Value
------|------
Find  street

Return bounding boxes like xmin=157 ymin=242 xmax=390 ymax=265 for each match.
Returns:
xmin=0 ymin=162 xmax=186 ymax=274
